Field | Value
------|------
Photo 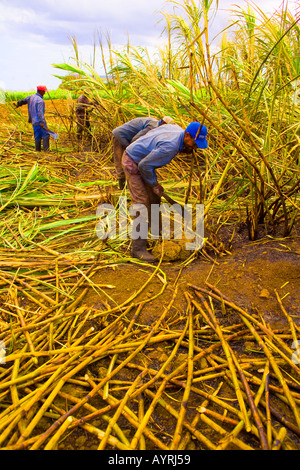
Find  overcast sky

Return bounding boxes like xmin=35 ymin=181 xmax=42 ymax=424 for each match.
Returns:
xmin=0 ymin=0 xmax=298 ymax=91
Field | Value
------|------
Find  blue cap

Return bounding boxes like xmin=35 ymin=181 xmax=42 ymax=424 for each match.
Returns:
xmin=185 ymin=122 xmax=208 ymax=149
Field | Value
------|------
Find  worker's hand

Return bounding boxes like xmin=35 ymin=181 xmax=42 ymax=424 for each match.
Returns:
xmin=153 ymin=183 xmax=164 ymax=197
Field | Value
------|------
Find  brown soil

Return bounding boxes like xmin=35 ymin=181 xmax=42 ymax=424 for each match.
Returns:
xmin=60 ymin=229 xmax=300 ymax=451
xmin=85 ymin=231 xmax=300 ymax=330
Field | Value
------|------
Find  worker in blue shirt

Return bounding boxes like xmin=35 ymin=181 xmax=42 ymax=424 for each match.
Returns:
xmin=122 ymin=121 xmax=208 ymax=262
xmin=112 ymin=116 xmax=174 ymax=189
xmin=16 ymin=85 xmax=50 ymax=152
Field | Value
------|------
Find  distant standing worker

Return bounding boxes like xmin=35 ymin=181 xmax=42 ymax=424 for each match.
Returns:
xmin=75 ymin=94 xmax=94 ymax=142
xmin=16 ymin=85 xmax=49 ymax=152
xmin=112 ymin=116 xmax=174 ymax=190
xmin=122 ymin=122 xmax=208 ymax=262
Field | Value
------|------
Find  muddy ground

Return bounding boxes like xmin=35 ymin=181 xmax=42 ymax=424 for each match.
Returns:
xmin=57 ymin=229 xmax=300 ymax=451
xmin=87 ymin=230 xmax=300 ymax=330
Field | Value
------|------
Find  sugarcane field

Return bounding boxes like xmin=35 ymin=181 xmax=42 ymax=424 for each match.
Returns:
xmin=0 ymin=0 xmax=300 ymax=453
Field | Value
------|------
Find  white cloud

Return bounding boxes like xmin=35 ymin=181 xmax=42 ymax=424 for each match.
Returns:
xmin=0 ymin=0 xmax=169 ymax=90
xmin=0 ymin=0 xmax=165 ymax=45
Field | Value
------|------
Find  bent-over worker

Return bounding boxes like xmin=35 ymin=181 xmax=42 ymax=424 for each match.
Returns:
xmin=112 ymin=116 xmax=174 ymax=190
xmin=122 ymin=122 xmax=208 ymax=262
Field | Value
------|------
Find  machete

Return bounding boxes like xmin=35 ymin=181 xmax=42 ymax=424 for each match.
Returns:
xmin=162 ymin=192 xmax=184 ymax=213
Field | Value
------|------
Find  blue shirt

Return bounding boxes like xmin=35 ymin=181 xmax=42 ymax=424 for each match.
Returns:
xmin=126 ymin=124 xmax=185 ymax=186
xmin=17 ymin=93 xmax=46 ymax=127
xmin=112 ymin=117 xmax=161 ymax=148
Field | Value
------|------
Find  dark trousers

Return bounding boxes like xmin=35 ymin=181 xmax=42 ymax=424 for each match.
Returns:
xmin=76 ymin=111 xmax=91 ymax=141
xmin=122 ymin=152 xmax=161 ymax=239
xmin=33 ymin=125 xmax=49 ymax=152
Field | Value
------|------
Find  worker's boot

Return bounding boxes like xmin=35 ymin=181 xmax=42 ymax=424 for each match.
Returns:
xmin=35 ymin=139 xmax=42 ymax=152
xmin=131 ymin=238 xmax=155 ymax=263
xmin=43 ymin=137 xmax=50 ymax=152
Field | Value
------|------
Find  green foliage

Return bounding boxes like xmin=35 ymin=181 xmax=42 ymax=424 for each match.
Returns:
xmin=5 ymin=0 xmax=300 ymax=241
xmin=5 ymin=89 xmax=77 ymax=102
